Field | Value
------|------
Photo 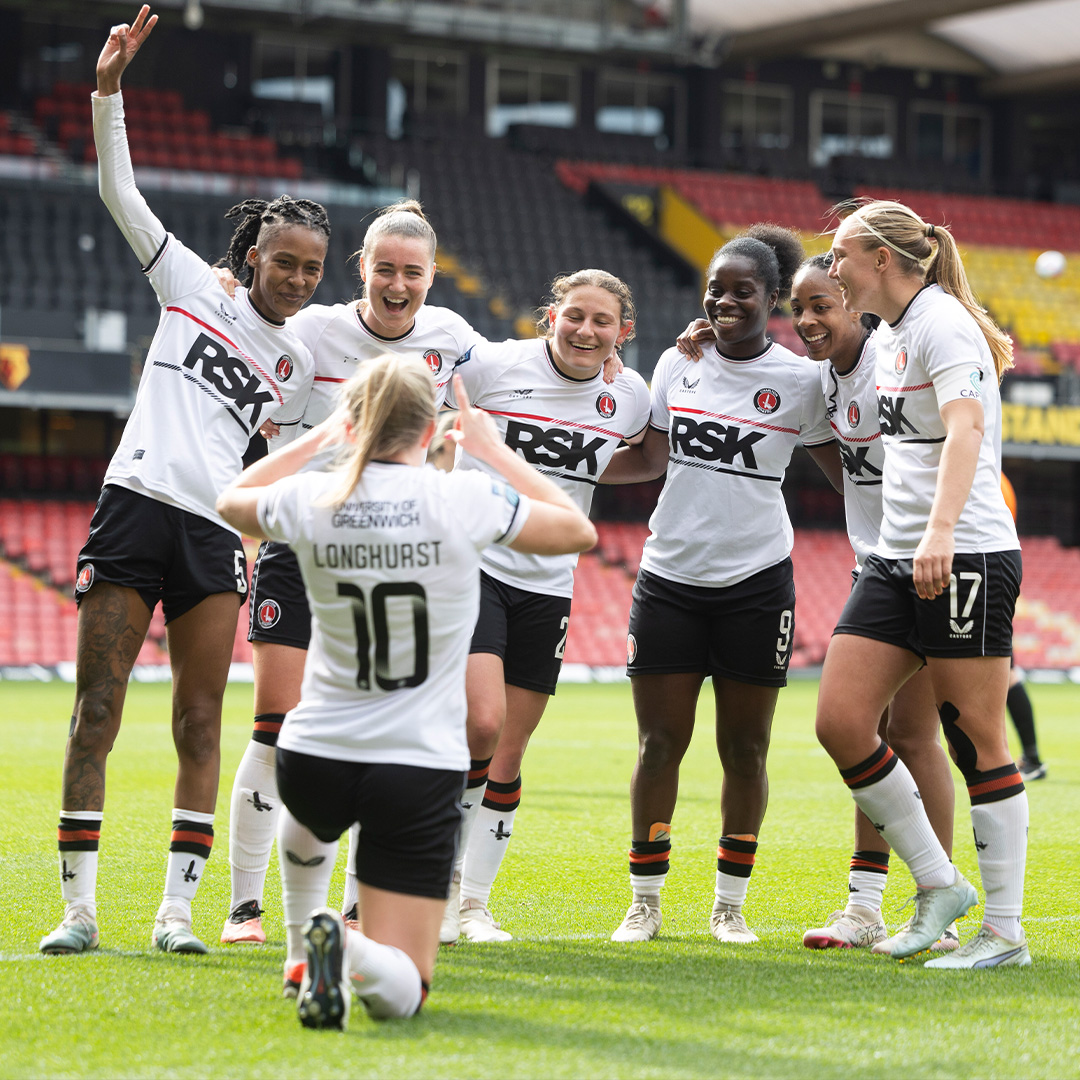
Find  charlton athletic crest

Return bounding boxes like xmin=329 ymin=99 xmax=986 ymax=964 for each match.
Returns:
xmin=847 ymin=401 xmax=860 ymax=427
xmin=424 ymin=350 xmax=443 ymax=376
xmin=75 ymin=564 xmax=95 ymax=593
xmin=276 ymin=354 xmax=293 ymax=382
xmin=626 ymin=633 xmax=637 ymax=665
xmin=754 ymin=387 xmax=781 ymax=414
xmin=596 ymin=391 xmax=616 ymax=419
xmin=257 ymin=598 xmax=281 ymax=629
xmin=895 ymin=349 xmax=907 ymax=374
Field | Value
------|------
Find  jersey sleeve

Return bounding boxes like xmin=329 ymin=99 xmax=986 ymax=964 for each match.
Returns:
xmin=648 ymin=348 xmax=678 ymax=431
xmin=92 ymin=91 xmax=167 ymax=269
xmin=922 ymin=308 xmax=994 ymax=410
xmin=625 ymin=371 xmax=653 ymax=439
xmin=257 ymin=473 xmax=311 ymax=545
xmin=444 ymin=340 xmax=495 ymax=410
xmin=446 ymin=470 xmax=531 ymax=549
xmin=798 ymin=364 xmax=835 ymax=446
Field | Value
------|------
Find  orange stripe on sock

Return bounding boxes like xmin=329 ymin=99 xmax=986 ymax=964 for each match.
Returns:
xmin=845 ymin=746 xmax=895 ymax=786
xmin=968 ymin=773 xmax=1024 ymax=799
xmin=850 ymin=858 xmax=888 ymax=871
xmin=171 ymin=829 xmax=214 ymax=848
xmin=58 ymin=828 xmax=100 ymax=842
xmin=629 ymin=849 xmax=670 ymax=865
xmin=253 ymin=719 xmax=283 ymax=731
xmin=483 ymin=788 xmax=520 ymax=805
xmin=716 ymin=848 xmax=755 ymax=865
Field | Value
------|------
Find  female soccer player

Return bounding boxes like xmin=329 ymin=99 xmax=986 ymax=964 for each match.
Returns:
xmin=603 ymin=226 xmax=842 ymax=944
xmin=817 ymin=200 xmax=1028 ymax=968
xmin=216 ymin=358 xmax=597 ymax=1027
xmin=40 ymin=5 xmax=329 ymax=956
xmin=443 ymin=269 xmax=651 ymax=943
xmin=788 ymin=255 xmax=958 ymax=951
xmin=219 ymin=199 xmax=485 ymax=944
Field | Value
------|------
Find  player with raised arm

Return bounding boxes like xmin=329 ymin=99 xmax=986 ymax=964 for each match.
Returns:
xmin=441 ymin=269 xmax=651 ymax=943
xmin=216 ymin=359 xmax=597 ymax=1027
xmin=39 ymin=5 xmax=328 ymax=957
xmin=816 ymin=200 xmax=1028 ymax=968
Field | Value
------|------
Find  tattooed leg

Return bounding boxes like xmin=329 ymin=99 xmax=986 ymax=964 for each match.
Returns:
xmin=62 ymin=583 xmax=153 ymax=812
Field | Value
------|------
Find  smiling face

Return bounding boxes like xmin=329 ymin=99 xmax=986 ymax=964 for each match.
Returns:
xmin=246 ymin=224 xmax=326 ymax=320
xmin=359 ymin=234 xmax=436 ymax=338
xmin=790 ymin=265 xmax=866 ymax=373
xmin=828 ymin=217 xmax=887 ymax=316
xmin=702 ymin=254 xmax=777 ymax=357
xmin=548 ymin=284 xmax=631 ymax=377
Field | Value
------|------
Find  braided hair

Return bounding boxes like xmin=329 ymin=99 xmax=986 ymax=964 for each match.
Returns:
xmin=708 ymin=224 xmax=804 ymax=304
xmin=219 ymin=195 xmax=331 ymax=284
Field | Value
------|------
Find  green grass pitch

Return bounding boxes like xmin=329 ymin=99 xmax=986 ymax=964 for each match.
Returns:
xmin=2 ymin=678 xmax=1078 ymax=1079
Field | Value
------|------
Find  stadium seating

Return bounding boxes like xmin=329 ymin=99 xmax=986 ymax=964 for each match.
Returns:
xmin=33 ymin=81 xmax=302 ymax=179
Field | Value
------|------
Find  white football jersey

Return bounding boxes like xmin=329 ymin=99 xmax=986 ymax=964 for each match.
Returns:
xmin=268 ymin=302 xmax=483 ymax=452
xmin=873 ymin=285 xmax=1018 ymax=558
xmin=642 ymin=341 xmax=834 ymax=587
xmin=261 ymin=464 xmax=530 ymax=769
xmin=819 ymin=333 xmax=884 ymax=568
xmin=447 ymin=338 xmax=651 ymax=597
xmin=94 ymin=90 xmax=313 ymax=532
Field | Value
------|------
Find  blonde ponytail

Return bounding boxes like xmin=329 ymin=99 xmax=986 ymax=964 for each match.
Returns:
xmin=323 ymin=354 xmax=436 ymax=507
xmin=833 ymin=199 xmax=1013 ymax=381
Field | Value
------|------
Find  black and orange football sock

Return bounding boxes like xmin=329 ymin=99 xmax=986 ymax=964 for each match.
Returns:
xmin=454 ymin=756 xmax=492 ymax=875
xmin=161 ymin=808 xmax=214 ymax=919
xmin=628 ymin=823 xmax=671 ymax=898
xmin=967 ymin=764 xmax=1027 ymax=939
xmin=840 ymin=743 xmax=952 ymax=887
xmin=461 ymin=775 xmax=520 ymax=906
xmin=715 ymin=835 xmax=757 ymax=908
xmin=847 ymin=849 xmax=889 ymax=911
xmin=58 ymin=810 xmax=102 ymax=912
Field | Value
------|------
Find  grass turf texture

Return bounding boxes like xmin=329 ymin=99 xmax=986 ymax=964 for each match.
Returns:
xmin=2 ymin=679 xmax=1078 ymax=1079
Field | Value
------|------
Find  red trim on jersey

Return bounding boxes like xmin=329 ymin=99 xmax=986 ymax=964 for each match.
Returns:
xmin=487 ymin=409 xmax=624 ymax=440
xmin=670 ymin=405 xmax=798 ymax=436
xmin=829 ymin=421 xmax=881 ymax=444
xmin=165 ymin=306 xmax=284 ymax=405
xmin=876 ymin=382 xmax=933 ymax=392
xmin=314 ymin=376 xmax=348 ymax=383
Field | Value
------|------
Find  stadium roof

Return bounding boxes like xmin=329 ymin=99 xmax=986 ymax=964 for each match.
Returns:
xmin=30 ymin=0 xmax=1080 ymax=95
xmin=678 ymin=0 xmax=1080 ymax=94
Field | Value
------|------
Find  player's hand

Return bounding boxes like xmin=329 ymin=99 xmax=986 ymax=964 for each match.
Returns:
xmin=912 ymin=524 xmax=955 ymax=600
xmin=447 ymin=374 xmax=501 ymax=460
xmin=676 ymin=318 xmax=714 ymax=361
xmin=259 ymin=420 xmax=281 ymax=440
xmin=602 ymin=350 xmax=624 ymax=384
xmin=96 ymin=5 xmax=158 ymax=97
xmin=311 ymin=407 xmax=350 ymax=451
xmin=212 ymin=264 xmax=241 ymax=299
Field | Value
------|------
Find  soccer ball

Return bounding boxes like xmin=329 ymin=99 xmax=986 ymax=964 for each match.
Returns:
xmin=1034 ymin=250 xmax=1066 ymax=279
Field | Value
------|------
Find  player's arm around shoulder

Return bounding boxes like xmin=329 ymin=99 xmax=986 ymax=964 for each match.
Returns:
xmin=600 ymin=353 xmax=673 ymax=483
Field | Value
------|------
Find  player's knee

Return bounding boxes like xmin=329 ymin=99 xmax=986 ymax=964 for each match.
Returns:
xmin=637 ymin=727 xmax=686 ymax=773
xmin=466 ymin=704 xmax=504 ymax=755
xmin=173 ymin=706 xmax=221 ymax=766
xmin=717 ymin=734 xmax=768 ymax=778
xmin=69 ymin=698 xmax=119 ymax=753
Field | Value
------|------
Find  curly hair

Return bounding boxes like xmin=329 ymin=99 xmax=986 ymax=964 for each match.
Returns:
xmin=218 ymin=195 xmax=331 ymax=284
xmin=708 ymin=224 xmax=805 ymax=303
